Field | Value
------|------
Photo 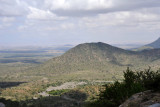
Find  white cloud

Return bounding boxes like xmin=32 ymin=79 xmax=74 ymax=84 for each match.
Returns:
xmin=45 ymin=0 xmax=113 ymax=10
xmin=0 ymin=0 xmax=27 ymax=17
xmin=27 ymin=6 xmax=66 ymax=20
xmin=0 ymin=23 xmax=12 ymax=29
xmin=45 ymin=27 xmax=59 ymax=31
xmin=1 ymin=17 xmax=15 ymax=23
xmin=1 ymin=0 xmax=160 ymax=46
xmin=45 ymin=23 xmax=75 ymax=31
xmin=44 ymin=0 xmax=70 ymax=10
xmin=87 ymin=0 xmax=113 ymax=9
xmin=0 ymin=17 xmax=15 ymax=29
xmin=80 ymin=11 xmax=160 ymax=29
xmin=60 ymin=23 xmax=75 ymax=29
xmin=42 ymin=0 xmax=160 ymax=17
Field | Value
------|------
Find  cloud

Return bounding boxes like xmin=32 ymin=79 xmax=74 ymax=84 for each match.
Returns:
xmin=45 ymin=0 xmax=113 ymax=10
xmin=1 ymin=0 xmax=160 ymax=18
xmin=44 ymin=0 xmax=113 ymax=17
xmin=0 ymin=23 xmax=12 ymax=29
xmin=60 ymin=23 xmax=75 ymax=30
xmin=0 ymin=17 xmax=15 ymax=29
xmin=27 ymin=6 xmax=67 ymax=20
xmin=43 ymin=0 xmax=160 ymax=17
xmin=1 ymin=0 xmax=160 ymax=46
xmin=0 ymin=0 xmax=27 ymax=17
xmin=78 ymin=10 xmax=160 ymax=32
xmin=45 ymin=23 xmax=75 ymax=31
xmin=0 ymin=17 xmax=15 ymax=23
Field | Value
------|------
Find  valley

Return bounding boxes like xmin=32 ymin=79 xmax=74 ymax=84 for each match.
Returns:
xmin=1 ymin=1 xmax=160 ymax=106
xmin=0 ymin=42 xmax=160 ymax=107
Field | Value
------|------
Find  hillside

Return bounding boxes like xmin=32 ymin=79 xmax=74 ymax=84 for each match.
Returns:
xmin=134 ymin=37 xmax=160 ymax=51
xmin=1 ymin=42 xmax=160 ymax=104
xmin=25 ymin=42 xmax=160 ymax=79
xmin=146 ymin=37 xmax=160 ymax=48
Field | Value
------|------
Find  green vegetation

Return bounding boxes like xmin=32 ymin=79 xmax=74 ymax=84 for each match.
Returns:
xmin=1 ymin=68 xmax=160 ymax=107
xmin=0 ymin=49 xmax=63 ymax=64
xmin=0 ymin=93 xmax=85 ymax=107
xmin=27 ymin=42 xmax=160 ymax=77
xmin=88 ymin=68 xmax=160 ymax=107
xmin=0 ymin=46 xmax=64 ymax=82
xmin=1 ymin=42 xmax=160 ymax=83
xmin=132 ymin=46 xmax=153 ymax=51
xmin=48 ymin=89 xmax=70 ymax=96
xmin=75 ymin=85 xmax=102 ymax=101
xmin=0 ymin=42 xmax=160 ymax=107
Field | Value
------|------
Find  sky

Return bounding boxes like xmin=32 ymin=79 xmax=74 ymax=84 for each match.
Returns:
xmin=0 ymin=0 xmax=160 ymax=46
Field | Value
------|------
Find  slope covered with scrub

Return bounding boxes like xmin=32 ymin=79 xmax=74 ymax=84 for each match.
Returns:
xmin=27 ymin=42 xmax=160 ymax=76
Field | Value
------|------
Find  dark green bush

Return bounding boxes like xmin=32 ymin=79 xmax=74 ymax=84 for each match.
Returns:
xmin=134 ymin=67 xmax=160 ymax=91
xmin=89 ymin=67 xmax=160 ymax=107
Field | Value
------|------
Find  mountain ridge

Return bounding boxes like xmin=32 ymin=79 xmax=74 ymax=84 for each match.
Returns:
xmin=134 ymin=37 xmax=160 ymax=51
xmin=146 ymin=37 xmax=160 ymax=48
xmin=26 ymin=42 xmax=160 ymax=76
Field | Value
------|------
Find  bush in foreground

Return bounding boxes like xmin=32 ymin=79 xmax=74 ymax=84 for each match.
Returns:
xmin=88 ymin=67 xmax=160 ymax=107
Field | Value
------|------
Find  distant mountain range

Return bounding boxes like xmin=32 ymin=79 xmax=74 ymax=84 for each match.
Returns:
xmin=28 ymin=42 xmax=160 ymax=76
xmin=146 ymin=37 xmax=160 ymax=48
xmin=133 ymin=37 xmax=160 ymax=51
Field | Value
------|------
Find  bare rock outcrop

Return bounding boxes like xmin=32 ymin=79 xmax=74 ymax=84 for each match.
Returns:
xmin=120 ymin=90 xmax=160 ymax=107
xmin=0 ymin=103 xmax=5 ymax=107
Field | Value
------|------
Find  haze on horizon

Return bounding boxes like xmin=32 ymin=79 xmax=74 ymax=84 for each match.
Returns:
xmin=0 ymin=0 xmax=160 ymax=46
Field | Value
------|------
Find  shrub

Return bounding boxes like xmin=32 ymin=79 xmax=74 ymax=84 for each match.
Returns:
xmin=134 ymin=67 xmax=160 ymax=91
xmin=89 ymin=67 xmax=160 ymax=107
xmin=48 ymin=89 xmax=69 ymax=96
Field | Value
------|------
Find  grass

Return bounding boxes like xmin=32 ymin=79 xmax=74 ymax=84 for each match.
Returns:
xmin=48 ymin=89 xmax=70 ymax=96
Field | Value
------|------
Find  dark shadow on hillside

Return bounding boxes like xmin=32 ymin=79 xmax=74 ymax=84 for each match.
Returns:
xmin=0 ymin=82 xmax=26 ymax=88
xmin=0 ymin=90 xmax=87 ymax=107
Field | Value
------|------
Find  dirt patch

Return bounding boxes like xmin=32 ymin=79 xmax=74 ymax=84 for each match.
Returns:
xmin=46 ymin=82 xmax=86 ymax=91
xmin=39 ymin=82 xmax=87 ymax=97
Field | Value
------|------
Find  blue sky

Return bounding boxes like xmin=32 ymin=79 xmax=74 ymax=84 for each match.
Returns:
xmin=0 ymin=0 xmax=160 ymax=46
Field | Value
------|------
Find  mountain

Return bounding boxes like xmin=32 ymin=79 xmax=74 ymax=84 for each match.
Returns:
xmin=146 ymin=37 xmax=160 ymax=48
xmin=27 ymin=42 xmax=160 ymax=77
xmin=133 ymin=37 xmax=160 ymax=51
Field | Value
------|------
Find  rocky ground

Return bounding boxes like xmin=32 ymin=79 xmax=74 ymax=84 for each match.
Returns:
xmin=0 ymin=102 xmax=5 ymax=107
xmin=120 ymin=90 xmax=160 ymax=107
xmin=39 ymin=82 xmax=87 ymax=97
